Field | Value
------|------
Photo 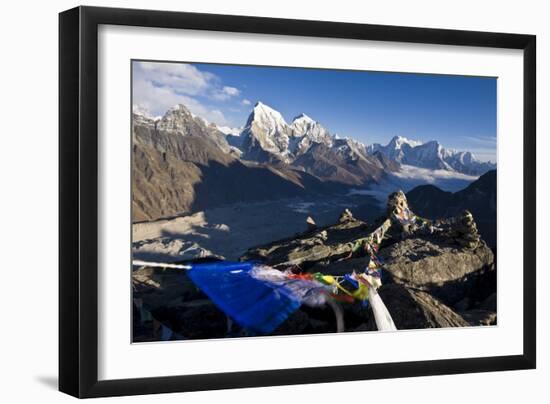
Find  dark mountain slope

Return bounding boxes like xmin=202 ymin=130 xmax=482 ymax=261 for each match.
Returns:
xmin=132 ymin=112 xmax=347 ymax=222
xmin=406 ymin=170 xmax=496 ymax=247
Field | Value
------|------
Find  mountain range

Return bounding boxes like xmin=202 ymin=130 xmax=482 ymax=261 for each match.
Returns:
xmin=367 ymin=136 xmax=495 ymax=176
xmin=132 ymin=101 xmax=496 ymax=222
xmin=213 ymin=102 xmax=495 ymax=176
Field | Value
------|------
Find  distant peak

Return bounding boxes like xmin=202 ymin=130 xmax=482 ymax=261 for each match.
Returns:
xmin=251 ymin=101 xmax=277 ymax=114
xmin=245 ymin=101 xmax=288 ymax=131
xmin=253 ymin=101 xmax=274 ymax=111
xmin=388 ymin=135 xmax=422 ymax=148
xmin=248 ymin=101 xmax=285 ymax=120
xmin=391 ymin=135 xmax=410 ymax=142
xmin=292 ymin=113 xmax=314 ymax=122
xmin=170 ymin=103 xmax=188 ymax=111
xmin=164 ymin=104 xmax=193 ymax=117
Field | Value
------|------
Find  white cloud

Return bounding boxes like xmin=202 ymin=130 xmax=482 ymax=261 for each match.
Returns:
xmin=133 ymin=78 xmax=229 ymax=125
xmin=349 ymin=164 xmax=479 ymax=207
xmin=223 ymin=86 xmax=240 ymax=96
xmin=132 ymin=61 xmax=241 ymax=125
xmin=242 ymin=99 xmax=251 ymax=106
xmin=136 ymin=61 xmax=216 ymax=96
xmin=211 ymin=86 xmax=241 ymax=101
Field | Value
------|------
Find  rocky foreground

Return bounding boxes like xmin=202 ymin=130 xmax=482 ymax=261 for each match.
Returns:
xmin=132 ymin=193 xmax=496 ymax=341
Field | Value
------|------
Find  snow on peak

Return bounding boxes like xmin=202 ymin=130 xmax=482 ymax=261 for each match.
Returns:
xmin=290 ymin=112 xmax=333 ymax=153
xmin=168 ymin=103 xmax=190 ymax=113
xmin=244 ymin=101 xmax=289 ymax=137
xmin=155 ymin=103 xmax=214 ymax=135
xmin=253 ymin=101 xmax=282 ymax=117
xmin=292 ymin=113 xmax=314 ymax=123
xmin=367 ymin=135 xmax=495 ymax=175
xmin=217 ymin=125 xmax=242 ymax=136
xmin=190 ymin=111 xmax=209 ymax=126
xmin=389 ymin=135 xmax=423 ymax=149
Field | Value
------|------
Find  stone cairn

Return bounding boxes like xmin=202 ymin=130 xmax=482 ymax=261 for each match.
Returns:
xmin=387 ymin=190 xmax=416 ymax=235
xmin=339 ymin=208 xmax=354 ymax=223
xmin=446 ymin=210 xmax=482 ymax=249
xmin=387 ymin=190 xmax=481 ymax=249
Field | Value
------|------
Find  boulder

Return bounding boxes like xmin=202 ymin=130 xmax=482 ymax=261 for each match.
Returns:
xmin=459 ymin=309 xmax=497 ymax=326
xmin=242 ymin=217 xmax=371 ymax=267
xmin=365 ymin=284 xmax=469 ymax=330
xmin=151 ymin=299 xmax=228 ymax=339
xmin=132 ymin=265 xmax=228 ymax=340
xmin=379 ymin=237 xmax=494 ymax=306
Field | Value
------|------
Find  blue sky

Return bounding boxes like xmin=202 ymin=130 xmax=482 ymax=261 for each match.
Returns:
xmin=133 ymin=60 xmax=497 ymax=162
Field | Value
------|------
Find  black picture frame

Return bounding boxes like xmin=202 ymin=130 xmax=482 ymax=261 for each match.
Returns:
xmin=59 ymin=6 xmax=536 ymax=398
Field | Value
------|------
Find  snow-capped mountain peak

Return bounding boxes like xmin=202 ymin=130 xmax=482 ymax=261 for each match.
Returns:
xmin=245 ymin=101 xmax=289 ymax=135
xmin=367 ymin=135 xmax=423 ymax=163
xmin=292 ymin=113 xmax=314 ymax=123
xmin=291 ymin=113 xmax=318 ymax=132
xmin=290 ymin=112 xmax=333 ymax=153
xmin=137 ymin=101 xmax=495 ymax=177
xmin=389 ymin=135 xmax=423 ymax=149
xmin=367 ymin=135 xmax=495 ymax=175
xmin=155 ymin=103 xmax=214 ymax=136
xmin=239 ymin=102 xmax=293 ymax=163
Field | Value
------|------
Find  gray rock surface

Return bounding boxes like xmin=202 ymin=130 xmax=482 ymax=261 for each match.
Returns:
xmin=379 ymin=237 xmax=494 ymax=306
xmin=365 ymin=284 xmax=470 ymax=330
xmin=133 ymin=201 xmax=496 ymax=341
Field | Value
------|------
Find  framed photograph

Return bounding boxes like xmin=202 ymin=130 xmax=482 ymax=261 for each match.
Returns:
xmin=59 ymin=6 xmax=536 ymax=398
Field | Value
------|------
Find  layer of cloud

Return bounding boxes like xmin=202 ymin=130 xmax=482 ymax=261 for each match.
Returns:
xmin=132 ymin=61 xmax=241 ymax=125
xmin=350 ymin=164 xmax=478 ymax=206
xmin=242 ymin=99 xmax=252 ymax=106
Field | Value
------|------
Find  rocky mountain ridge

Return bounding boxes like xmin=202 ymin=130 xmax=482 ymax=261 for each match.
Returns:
xmin=135 ymin=102 xmax=494 ymax=177
xmin=132 ymin=192 xmax=496 ymax=341
xmin=132 ymin=104 xmax=348 ymax=222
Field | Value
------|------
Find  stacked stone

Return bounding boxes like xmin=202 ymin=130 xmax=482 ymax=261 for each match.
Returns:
xmin=387 ymin=190 xmax=416 ymax=235
xmin=386 ymin=191 xmax=408 ymax=217
xmin=339 ymin=208 xmax=354 ymax=223
xmin=452 ymin=210 xmax=482 ymax=249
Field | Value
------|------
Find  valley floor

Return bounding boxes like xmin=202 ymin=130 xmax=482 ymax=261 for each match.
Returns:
xmin=132 ymin=194 xmax=381 ymax=262
xmin=132 ymin=168 xmax=485 ymax=263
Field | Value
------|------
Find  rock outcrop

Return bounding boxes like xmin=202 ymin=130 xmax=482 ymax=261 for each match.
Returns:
xmin=379 ymin=238 xmax=494 ymax=306
xmin=132 ymin=191 xmax=496 ymax=341
xmin=406 ymin=170 xmax=497 ymax=247
xmin=365 ymin=284 xmax=470 ymax=330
